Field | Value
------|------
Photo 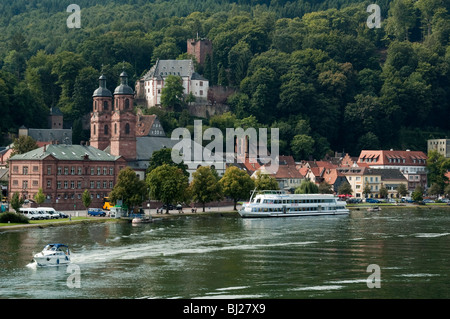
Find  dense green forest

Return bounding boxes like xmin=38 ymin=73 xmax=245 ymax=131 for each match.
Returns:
xmin=0 ymin=0 xmax=449 ymax=158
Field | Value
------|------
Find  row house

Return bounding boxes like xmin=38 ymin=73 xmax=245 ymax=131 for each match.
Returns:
xmin=337 ymin=167 xmax=408 ymax=198
xmin=8 ymin=144 xmax=126 ymax=210
xmin=358 ymin=150 xmax=427 ymax=192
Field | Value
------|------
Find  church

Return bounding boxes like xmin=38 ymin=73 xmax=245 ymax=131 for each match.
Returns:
xmin=90 ymin=72 xmax=225 ymax=180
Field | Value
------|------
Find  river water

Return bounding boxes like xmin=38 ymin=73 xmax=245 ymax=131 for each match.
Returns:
xmin=0 ymin=208 xmax=449 ymax=299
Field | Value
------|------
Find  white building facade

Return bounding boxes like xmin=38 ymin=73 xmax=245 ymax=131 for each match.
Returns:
xmin=140 ymin=59 xmax=208 ymax=107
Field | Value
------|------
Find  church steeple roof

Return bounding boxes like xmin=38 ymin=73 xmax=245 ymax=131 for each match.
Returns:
xmin=114 ymin=71 xmax=134 ymax=95
xmin=93 ymin=74 xmax=112 ymax=97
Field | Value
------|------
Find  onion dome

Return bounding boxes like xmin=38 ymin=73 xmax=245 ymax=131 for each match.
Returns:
xmin=114 ymin=71 xmax=134 ymax=95
xmin=92 ymin=75 xmax=112 ymax=97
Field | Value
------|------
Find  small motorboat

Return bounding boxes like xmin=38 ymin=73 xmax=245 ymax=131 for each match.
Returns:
xmin=131 ymin=215 xmax=153 ymax=224
xmin=33 ymin=244 xmax=71 ymax=266
xmin=367 ymin=206 xmax=381 ymax=212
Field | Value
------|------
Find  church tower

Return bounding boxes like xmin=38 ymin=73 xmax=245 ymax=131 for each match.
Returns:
xmin=91 ymin=75 xmax=113 ymax=151
xmin=110 ymin=71 xmax=136 ymax=161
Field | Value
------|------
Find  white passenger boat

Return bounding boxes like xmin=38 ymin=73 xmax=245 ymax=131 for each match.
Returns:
xmin=33 ymin=244 xmax=71 ymax=266
xmin=239 ymin=190 xmax=350 ymax=218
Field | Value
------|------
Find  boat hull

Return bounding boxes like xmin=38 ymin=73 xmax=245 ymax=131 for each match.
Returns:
xmin=33 ymin=255 xmax=70 ymax=267
xmin=238 ymin=209 xmax=349 ymax=218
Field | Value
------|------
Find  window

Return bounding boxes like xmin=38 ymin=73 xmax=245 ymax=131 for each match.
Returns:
xmin=64 ymin=181 xmax=68 ymax=189
xmin=78 ymin=167 xmax=82 ymax=175
xmin=47 ymin=166 xmax=52 ymax=175
xmin=93 ymin=125 xmax=96 ymax=135
xmin=94 ymin=100 xmax=97 ymax=111
xmin=13 ymin=166 xmax=19 ymax=173
xmin=97 ymin=167 xmax=101 ymax=175
xmin=64 ymin=167 xmax=68 ymax=175
xmin=47 ymin=180 xmax=51 ymax=188
xmin=103 ymin=101 xmax=109 ymax=111
xmin=97 ymin=181 xmax=101 ymax=189
xmin=125 ymin=99 xmax=130 ymax=109
xmin=71 ymin=181 xmax=75 ymax=189
xmin=22 ymin=181 xmax=28 ymax=189
xmin=90 ymin=181 xmax=95 ymax=189
xmin=104 ymin=125 xmax=109 ymax=135
xmin=77 ymin=181 xmax=82 ymax=189
xmin=57 ymin=182 xmax=61 ymax=189
xmin=103 ymin=181 xmax=107 ymax=189
xmin=125 ymin=123 xmax=130 ymax=134
xmin=103 ymin=167 xmax=107 ymax=175
xmin=71 ymin=166 xmax=75 ymax=175
xmin=23 ymin=166 xmax=28 ymax=175
xmin=33 ymin=166 xmax=39 ymax=172
xmin=110 ymin=167 xmax=114 ymax=175
xmin=109 ymin=181 xmax=113 ymax=188
xmin=91 ymin=168 xmax=94 ymax=175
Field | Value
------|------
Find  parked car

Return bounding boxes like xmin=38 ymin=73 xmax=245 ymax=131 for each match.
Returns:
xmin=57 ymin=211 xmax=69 ymax=218
xmin=365 ymin=198 xmax=381 ymax=203
xmin=423 ymin=199 xmax=435 ymax=203
xmin=88 ymin=208 xmax=106 ymax=217
xmin=159 ymin=204 xmax=175 ymax=211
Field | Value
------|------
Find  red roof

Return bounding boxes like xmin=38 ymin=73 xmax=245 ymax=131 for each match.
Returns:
xmin=358 ymin=150 xmax=427 ymax=166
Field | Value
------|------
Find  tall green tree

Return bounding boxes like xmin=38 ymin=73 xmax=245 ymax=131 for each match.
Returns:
xmin=82 ymin=189 xmax=92 ymax=211
xmin=253 ymin=171 xmax=279 ymax=191
xmin=146 ymin=164 xmax=189 ymax=214
xmin=426 ymin=150 xmax=450 ymax=190
xmin=109 ymin=167 xmax=147 ymax=211
xmin=190 ymin=166 xmax=222 ymax=212
xmin=161 ymin=75 xmax=185 ymax=112
xmin=219 ymin=166 xmax=255 ymax=210
xmin=34 ymin=188 xmax=45 ymax=206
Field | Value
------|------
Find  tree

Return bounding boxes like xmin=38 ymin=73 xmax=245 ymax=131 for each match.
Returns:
xmin=11 ymin=192 xmax=24 ymax=213
xmin=220 ymin=166 xmax=255 ymax=210
xmin=318 ymin=181 xmax=333 ymax=194
xmin=253 ymin=171 xmax=279 ymax=191
xmin=190 ymin=166 xmax=222 ymax=212
xmin=397 ymin=183 xmax=408 ymax=197
xmin=10 ymin=135 xmax=39 ymax=157
xmin=363 ymin=184 xmax=372 ymax=198
xmin=379 ymin=184 xmax=389 ymax=199
xmin=161 ymin=75 xmax=185 ymax=112
xmin=146 ymin=164 xmax=189 ymax=214
xmin=34 ymin=188 xmax=45 ymax=206
xmin=338 ymin=181 xmax=353 ymax=195
xmin=82 ymin=189 xmax=92 ymax=210
xmin=146 ymin=148 xmax=188 ymax=177
xmin=428 ymin=183 xmax=443 ymax=197
xmin=295 ymin=180 xmax=319 ymax=194
xmin=412 ymin=185 xmax=424 ymax=202
xmin=109 ymin=167 xmax=147 ymax=211
xmin=291 ymin=134 xmax=315 ymax=160
xmin=426 ymin=150 xmax=450 ymax=191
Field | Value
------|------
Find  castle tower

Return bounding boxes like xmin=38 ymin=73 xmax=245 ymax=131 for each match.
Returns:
xmin=90 ymin=75 xmax=113 ymax=151
xmin=48 ymin=106 xmax=64 ymax=129
xmin=110 ymin=71 xmax=136 ymax=161
xmin=187 ymin=38 xmax=213 ymax=66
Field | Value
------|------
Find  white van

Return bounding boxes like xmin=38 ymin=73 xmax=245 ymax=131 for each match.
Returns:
xmin=34 ymin=209 xmax=51 ymax=219
xmin=39 ymin=207 xmax=60 ymax=219
xmin=19 ymin=208 xmax=41 ymax=220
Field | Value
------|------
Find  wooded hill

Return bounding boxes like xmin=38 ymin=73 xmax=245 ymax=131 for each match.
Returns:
xmin=0 ymin=0 xmax=449 ymax=159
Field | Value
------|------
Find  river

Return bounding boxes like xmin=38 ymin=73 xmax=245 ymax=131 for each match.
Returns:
xmin=0 ymin=208 xmax=449 ymax=299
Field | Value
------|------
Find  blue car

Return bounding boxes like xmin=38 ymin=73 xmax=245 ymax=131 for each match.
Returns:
xmin=366 ymin=198 xmax=381 ymax=203
xmin=88 ymin=208 xmax=107 ymax=217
